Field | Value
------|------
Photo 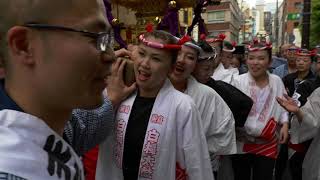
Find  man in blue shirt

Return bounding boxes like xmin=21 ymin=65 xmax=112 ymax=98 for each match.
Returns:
xmin=273 ymin=45 xmax=299 ymax=78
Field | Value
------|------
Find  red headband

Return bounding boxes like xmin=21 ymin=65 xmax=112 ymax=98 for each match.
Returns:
xmin=206 ymin=33 xmax=226 ymax=43
xmin=223 ymin=41 xmax=237 ymax=52
xmin=248 ymin=40 xmax=272 ymax=52
xmin=295 ymin=49 xmax=317 ymax=57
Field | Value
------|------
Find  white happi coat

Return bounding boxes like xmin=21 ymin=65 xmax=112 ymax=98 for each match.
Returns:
xmin=212 ymin=63 xmax=239 ymax=84
xmin=96 ymin=80 xmax=214 ymax=180
xmin=232 ymin=73 xmax=288 ymax=159
xmin=290 ymin=87 xmax=320 ymax=180
xmin=184 ymin=76 xmax=236 ymax=155
xmin=0 ymin=110 xmax=84 ymax=180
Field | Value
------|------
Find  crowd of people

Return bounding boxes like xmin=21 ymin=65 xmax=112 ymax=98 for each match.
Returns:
xmin=1 ymin=0 xmax=320 ymax=180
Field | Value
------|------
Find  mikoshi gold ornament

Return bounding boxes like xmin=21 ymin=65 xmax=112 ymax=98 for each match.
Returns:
xmin=153 ymin=16 xmax=162 ymax=25
xmin=168 ymin=0 xmax=177 ymax=9
xmin=111 ymin=18 xmax=120 ymax=26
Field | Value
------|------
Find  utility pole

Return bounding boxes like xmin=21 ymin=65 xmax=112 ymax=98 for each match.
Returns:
xmin=301 ymin=0 xmax=311 ymax=49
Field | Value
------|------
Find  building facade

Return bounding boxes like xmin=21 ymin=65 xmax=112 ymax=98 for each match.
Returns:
xmin=202 ymin=0 xmax=243 ymax=42
xmin=264 ymin=11 xmax=272 ymax=36
xmin=281 ymin=0 xmax=303 ymax=45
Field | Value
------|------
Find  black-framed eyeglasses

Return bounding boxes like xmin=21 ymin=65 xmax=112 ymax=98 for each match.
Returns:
xmin=23 ymin=23 xmax=114 ymax=52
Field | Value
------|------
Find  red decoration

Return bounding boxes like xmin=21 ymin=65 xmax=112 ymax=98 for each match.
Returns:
xmin=266 ymin=42 xmax=272 ymax=47
xmin=248 ymin=39 xmax=272 ymax=52
xmin=296 ymin=48 xmax=316 ymax=56
xmin=200 ymin=33 xmax=206 ymax=40
xmin=176 ymin=162 xmax=188 ymax=180
xmin=177 ymin=35 xmax=192 ymax=45
xmin=310 ymin=49 xmax=317 ymax=56
xmin=145 ymin=23 xmax=154 ymax=32
xmin=218 ymin=33 xmax=226 ymax=41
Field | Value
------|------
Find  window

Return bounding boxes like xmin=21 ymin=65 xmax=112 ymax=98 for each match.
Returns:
xmin=208 ymin=11 xmax=225 ymax=23
xmin=295 ymin=2 xmax=302 ymax=10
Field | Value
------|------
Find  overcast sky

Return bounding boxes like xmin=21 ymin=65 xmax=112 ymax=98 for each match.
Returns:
xmin=244 ymin=0 xmax=283 ymax=8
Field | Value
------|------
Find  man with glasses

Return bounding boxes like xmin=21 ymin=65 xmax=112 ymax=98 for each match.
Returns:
xmin=0 ymin=0 xmax=132 ymax=179
xmin=273 ymin=45 xmax=299 ymax=78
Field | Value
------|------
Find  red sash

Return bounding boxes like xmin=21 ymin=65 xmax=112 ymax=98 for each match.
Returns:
xmin=243 ymin=118 xmax=278 ymax=159
xmin=288 ymin=142 xmax=306 ymax=153
xmin=176 ymin=162 xmax=188 ymax=180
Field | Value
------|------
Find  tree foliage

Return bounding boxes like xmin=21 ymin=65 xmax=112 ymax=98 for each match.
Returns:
xmin=310 ymin=0 xmax=320 ymax=48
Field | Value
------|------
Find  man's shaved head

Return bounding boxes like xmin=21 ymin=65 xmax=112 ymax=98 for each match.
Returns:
xmin=0 ymin=0 xmax=107 ymax=66
xmin=0 ymin=1 xmax=75 ymax=63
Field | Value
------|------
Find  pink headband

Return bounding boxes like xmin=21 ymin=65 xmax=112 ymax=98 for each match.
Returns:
xmin=138 ymin=34 xmax=181 ymax=50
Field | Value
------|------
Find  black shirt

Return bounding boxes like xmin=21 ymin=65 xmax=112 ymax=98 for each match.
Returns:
xmin=291 ymin=76 xmax=320 ymax=152
xmin=122 ymin=95 xmax=156 ymax=180
xmin=295 ymin=75 xmax=320 ymax=107
xmin=282 ymin=71 xmax=315 ymax=97
xmin=205 ymin=78 xmax=253 ymax=127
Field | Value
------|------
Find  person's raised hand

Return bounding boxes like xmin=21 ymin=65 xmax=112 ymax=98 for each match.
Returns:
xmin=115 ymin=48 xmax=132 ymax=58
xmin=105 ymin=58 xmax=136 ymax=108
xmin=276 ymin=94 xmax=299 ymax=113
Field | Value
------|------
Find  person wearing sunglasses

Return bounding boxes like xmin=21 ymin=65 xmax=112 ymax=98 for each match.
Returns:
xmin=0 ymin=0 xmax=126 ymax=179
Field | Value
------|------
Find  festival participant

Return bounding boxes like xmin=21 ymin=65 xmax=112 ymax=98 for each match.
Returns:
xmin=0 ymin=0 xmax=114 ymax=179
xmin=193 ymin=39 xmax=253 ymax=180
xmin=271 ymin=44 xmax=290 ymax=73
xmin=193 ymin=40 xmax=253 ymax=128
xmin=206 ymin=33 xmax=225 ymax=71
xmin=207 ymin=37 xmax=239 ymax=83
xmin=96 ymin=30 xmax=214 ymax=180
xmin=232 ymin=45 xmax=247 ymax=74
xmin=231 ymin=40 xmax=289 ymax=180
xmin=293 ymin=54 xmax=320 ymax=106
xmin=277 ymin=87 xmax=320 ymax=180
xmin=169 ymin=38 xmax=236 ymax=177
xmin=280 ymin=52 xmax=319 ymax=180
xmin=273 ymin=45 xmax=299 ymax=78
xmin=283 ymin=48 xmax=315 ymax=97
